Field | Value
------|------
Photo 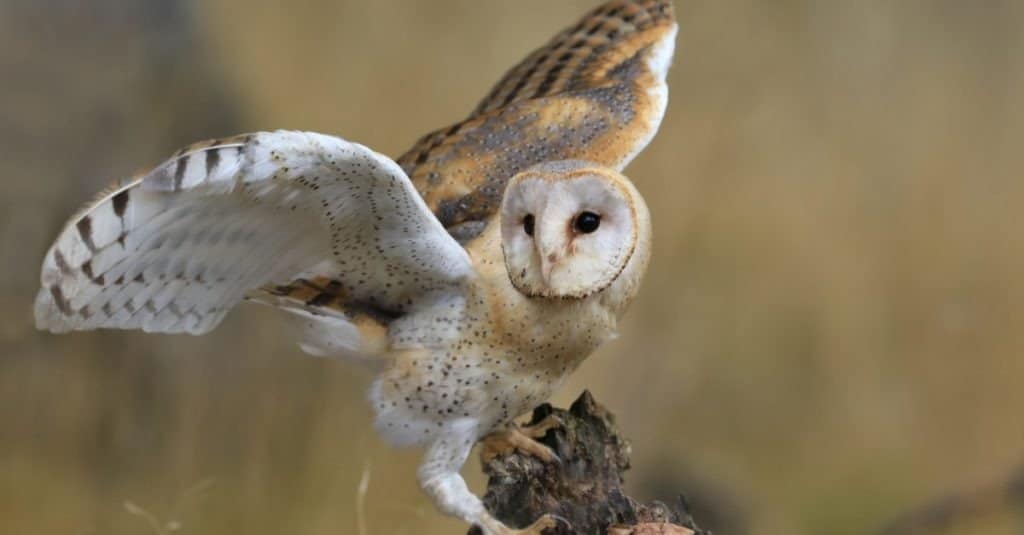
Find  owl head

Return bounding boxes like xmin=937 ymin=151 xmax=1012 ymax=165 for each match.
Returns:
xmin=500 ymin=161 xmax=651 ymax=302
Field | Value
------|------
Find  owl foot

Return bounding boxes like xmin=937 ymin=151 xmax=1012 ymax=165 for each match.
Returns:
xmin=517 ymin=513 xmax=573 ymax=534
xmin=420 ymin=430 xmax=571 ymax=535
xmin=476 ymin=513 xmax=572 ymax=535
xmin=480 ymin=416 xmax=563 ymax=465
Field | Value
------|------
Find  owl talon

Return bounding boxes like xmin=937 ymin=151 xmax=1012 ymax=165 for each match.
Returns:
xmin=517 ymin=513 xmax=573 ymax=535
xmin=480 ymin=421 xmax=561 ymax=465
xmin=523 ymin=414 xmax=563 ymax=439
xmin=479 ymin=513 xmax=572 ymax=535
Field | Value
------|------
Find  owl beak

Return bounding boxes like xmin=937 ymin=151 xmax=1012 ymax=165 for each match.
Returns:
xmin=535 ymin=199 xmax=563 ymax=285
xmin=540 ymin=255 xmax=555 ymax=283
xmin=538 ymin=242 xmax=561 ymax=284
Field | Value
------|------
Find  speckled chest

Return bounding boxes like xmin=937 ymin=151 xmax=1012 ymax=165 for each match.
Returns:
xmin=370 ymin=224 xmax=616 ymax=445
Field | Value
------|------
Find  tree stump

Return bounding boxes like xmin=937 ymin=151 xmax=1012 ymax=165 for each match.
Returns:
xmin=469 ymin=391 xmax=709 ymax=535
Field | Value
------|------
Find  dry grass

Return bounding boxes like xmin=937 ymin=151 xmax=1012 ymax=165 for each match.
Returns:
xmin=1 ymin=1 xmax=1023 ymax=534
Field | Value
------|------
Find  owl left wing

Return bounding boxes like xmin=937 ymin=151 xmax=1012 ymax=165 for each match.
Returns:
xmin=35 ymin=130 xmax=473 ymax=335
xmin=399 ymin=0 xmax=677 ymax=239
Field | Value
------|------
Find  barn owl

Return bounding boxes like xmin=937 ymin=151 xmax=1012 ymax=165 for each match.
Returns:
xmin=34 ymin=1 xmax=676 ymax=533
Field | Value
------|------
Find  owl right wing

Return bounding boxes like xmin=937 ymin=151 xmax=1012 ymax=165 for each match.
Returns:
xmin=35 ymin=130 xmax=474 ymax=337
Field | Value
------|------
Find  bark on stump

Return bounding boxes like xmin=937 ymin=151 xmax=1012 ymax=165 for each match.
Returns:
xmin=469 ymin=391 xmax=709 ymax=535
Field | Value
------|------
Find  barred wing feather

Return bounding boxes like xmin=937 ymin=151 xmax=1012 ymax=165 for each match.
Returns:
xmin=35 ymin=131 xmax=474 ymax=335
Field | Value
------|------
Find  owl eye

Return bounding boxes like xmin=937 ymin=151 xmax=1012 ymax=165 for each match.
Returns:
xmin=523 ymin=214 xmax=535 ymax=236
xmin=574 ymin=211 xmax=601 ymax=234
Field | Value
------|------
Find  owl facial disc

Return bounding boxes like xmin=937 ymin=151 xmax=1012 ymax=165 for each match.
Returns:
xmin=500 ymin=161 xmax=640 ymax=300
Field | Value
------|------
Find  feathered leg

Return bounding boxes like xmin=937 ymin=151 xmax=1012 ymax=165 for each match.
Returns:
xmin=418 ymin=425 xmax=567 ymax=534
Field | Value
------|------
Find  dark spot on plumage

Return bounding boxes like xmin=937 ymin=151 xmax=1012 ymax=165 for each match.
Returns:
xmin=112 ymin=189 xmax=129 ymax=218
xmin=76 ymin=216 xmax=96 ymax=252
xmin=49 ymin=285 xmax=71 ymax=315
xmin=52 ymin=249 xmax=73 ymax=277
xmin=205 ymin=148 xmax=220 ymax=175
xmin=502 ymin=52 xmax=547 ymax=107
xmin=80 ymin=260 xmax=104 ymax=285
xmin=535 ymin=63 xmax=566 ymax=97
xmin=173 ymin=156 xmax=187 ymax=190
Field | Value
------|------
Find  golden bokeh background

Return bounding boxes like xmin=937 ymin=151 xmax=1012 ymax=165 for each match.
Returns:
xmin=2 ymin=1 xmax=1022 ymax=534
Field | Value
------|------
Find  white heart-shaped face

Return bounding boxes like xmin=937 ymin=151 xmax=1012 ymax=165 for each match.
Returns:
xmin=500 ymin=164 xmax=639 ymax=300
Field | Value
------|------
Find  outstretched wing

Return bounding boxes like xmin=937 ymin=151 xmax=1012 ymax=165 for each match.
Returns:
xmin=398 ymin=0 xmax=677 ymax=242
xmin=35 ymin=131 xmax=473 ymax=335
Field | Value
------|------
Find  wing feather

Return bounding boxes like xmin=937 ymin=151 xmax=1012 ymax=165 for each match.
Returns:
xmin=471 ymin=0 xmax=675 ymax=115
xmin=36 ymin=131 xmax=473 ymax=335
xmin=398 ymin=0 xmax=677 ymax=238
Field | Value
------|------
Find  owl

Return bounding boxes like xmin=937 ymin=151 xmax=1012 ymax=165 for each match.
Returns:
xmin=34 ymin=1 xmax=676 ymax=533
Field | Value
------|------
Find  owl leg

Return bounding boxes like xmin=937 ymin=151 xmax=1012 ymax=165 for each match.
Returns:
xmin=479 ymin=415 xmax=563 ymax=464
xmin=418 ymin=428 xmax=569 ymax=534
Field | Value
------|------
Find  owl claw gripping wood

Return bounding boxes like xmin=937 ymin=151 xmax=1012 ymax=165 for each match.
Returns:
xmin=33 ymin=1 xmax=675 ymax=533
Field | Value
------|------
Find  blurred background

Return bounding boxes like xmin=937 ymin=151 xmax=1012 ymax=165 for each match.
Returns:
xmin=2 ymin=1 xmax=1023 ymax=534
